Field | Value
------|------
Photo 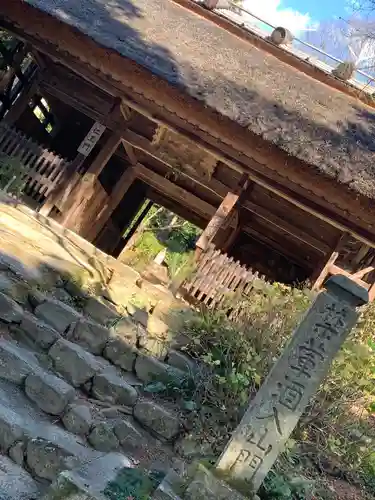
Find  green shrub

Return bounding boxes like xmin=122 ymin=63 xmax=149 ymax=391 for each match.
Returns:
xmin=0 ymin=155 xmax=27 ymax=195
xmin=260 ymin=471 xmax=315 ymax=499
xmin=169 ymin=280 xmax=374 ymax=497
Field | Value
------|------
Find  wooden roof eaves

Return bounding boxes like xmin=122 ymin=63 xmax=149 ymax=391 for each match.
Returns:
xmin=2 ymin=0 xmax=375 ymax=247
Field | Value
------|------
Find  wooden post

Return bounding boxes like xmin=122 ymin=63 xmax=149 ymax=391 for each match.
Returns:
xmin=86 ymin=166 xmax=136 ymax=242
xmin=41 ymin=92 xmax=123 ymax=218
xmin=312 ymin=233 xmax=348 ymax=290
xmin=195 ymin=173 xmax=249 ymax=257
xmin=39 ymin=153 xmax=86 ymax=216
xmin=222 ymin=208 xmax=241 ymax=252
xmin=369 ymin=280 xmax=375 ymax=302
xmin=4 ymin=76 xmax=40 ymax=126
xmin=60 ymin=132 xmax=122 ymax=228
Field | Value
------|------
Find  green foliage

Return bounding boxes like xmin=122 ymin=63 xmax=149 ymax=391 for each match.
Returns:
xmin=104 ymin=468 xmax=164 ymax=500
xmin=167 ymin=279 xmax=375 ymax=498
xmin=0 ymin=155 xmax=27 ymax=195
xmin=125 ymin=231 xmax=165 ymax=271
xmin=180 ymin=310 xmax=263 ymax=407
xmin=144 ymin=369 xmax=195 ymax=401
xmin=166 ymin=250 xmax=196 ymax=285
xmin=120 ymin=208 xmax=374 ymax=497
xmin=123 ymin=205 xmax=201 ymax=279
xmin=178 ymin=281 xmax=313 ymax=405
xmin=260 ymin=471 xmax=314 ymax=499
xmin=226 ymin=280 xmax=314 ymax=362
xmin=135 ymin=231 xmax=164 ymax=259
xmin=361 ymin=451 xmax=375 ymax=493
xmin=165 ymin=219 xmax=199 ymax=253
xmin=295 ymin=302 xmax=375 ymax=494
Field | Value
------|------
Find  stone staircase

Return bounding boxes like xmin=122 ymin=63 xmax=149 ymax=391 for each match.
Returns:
xmin=0 ymin=251 xmax=197 ymax=498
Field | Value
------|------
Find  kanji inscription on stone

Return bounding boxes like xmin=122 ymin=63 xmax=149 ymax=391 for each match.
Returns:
xmin=216 ymin=276 xmax=368 ymax=492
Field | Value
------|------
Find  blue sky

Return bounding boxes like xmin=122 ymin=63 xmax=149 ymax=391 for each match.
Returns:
xmin=287 ymin=0 xmax=346 ymax=22
xmin=242 ymin=0 xmax=351 ymax=34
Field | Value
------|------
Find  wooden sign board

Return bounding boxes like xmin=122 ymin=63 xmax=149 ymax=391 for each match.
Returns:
xmin=77 ymin=122 xmax=106 ymax=157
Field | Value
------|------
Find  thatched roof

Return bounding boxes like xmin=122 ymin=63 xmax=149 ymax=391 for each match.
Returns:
xmin=23 ymin=0 xmax=375 ymax=199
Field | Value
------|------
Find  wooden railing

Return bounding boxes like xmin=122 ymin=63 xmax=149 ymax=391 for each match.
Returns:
xmin=313 ymin=233 xmax=375 ymax=300
xmin=0 ymin=123 xmax=69 ymax=205
xmin=182 ymin=244 xmax=265 ymax=317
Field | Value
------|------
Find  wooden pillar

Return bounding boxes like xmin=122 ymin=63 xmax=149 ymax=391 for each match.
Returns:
xmin=222 ymin=208 xmax=241 ymax=252
xmin=3 ymin=76 xmax=41 ymax=126
xmin=39 ymin=153 xmax=86 ymax=216
xmin=114 ymin=199 xmax=153 ymax=258
xmin=312 ymin=233 xmax=348 ymax=290
xmin=122 ymin=200 xmax=153 ymax=249
xmin=369 ymin=281 xmax=375 ymax=302
xmin=60 ymin=132 xmax=122 ymax=228
xmin=195 ymin=173 xmax=249 ymax=257
xmin=86 ymin=166 xmax=136 ymax=242
xmin=41 ymin=100 xmax=124 ymax=218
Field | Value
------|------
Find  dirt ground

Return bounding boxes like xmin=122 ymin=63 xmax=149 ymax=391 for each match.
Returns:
xmin=325 ymin=478 xmax=368 ymax=500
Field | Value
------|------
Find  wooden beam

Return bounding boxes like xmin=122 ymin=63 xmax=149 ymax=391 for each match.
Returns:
xmin=242 ymin=224 xmax=311 ymax=269
xmin=39 ymin=154 xmax=86 ymax=216
xmin=38 ymin=62 xmax=117 ymax=122
xmin=312 ymin=232 xmax=375 ymax=297
xmin=328 ymin=264 xmax=369 ymax=289
xmin=120 ymin=93 xmax=375 ymax=248
xmin=3 ymin=12 xmax=375 ymax=247
xmin=147 ymin=189 xmax=206 ymax=228
xmin=30 ymin=49 xmax=47 ymax=70
xmin=222 ymin=208 xmax=241 ymax=253
xmin=351 ymin=266 xmax=375 ymax=279
xmin=122 ymin=129 xmax=329 ymax=253
xmin=134 ymin=164 xmax=215 ymax=220
xmin=122 ymin=129 xmax=224 ymax=197
xmin=121 ymin=199 xmax=153 ymax=250
xmin=85 ymin=132 xmax=121 ymax=176
xmin=243 ymin=200 xmax=329 ymax=254
xmin=351 ymin=243 xmax=371 ymax=269
xmin=122 ymin=142 xmax=138 ymax=166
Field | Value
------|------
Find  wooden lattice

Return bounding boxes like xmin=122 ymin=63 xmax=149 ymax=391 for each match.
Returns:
xmin=0 ymin=123 xmax=69 ymax=204
xmin=182 ymin=243 xmax=266 ymax=319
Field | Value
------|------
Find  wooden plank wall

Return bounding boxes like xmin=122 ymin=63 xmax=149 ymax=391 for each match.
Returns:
xmin=0 ymin=123 xmax=69 ymax=205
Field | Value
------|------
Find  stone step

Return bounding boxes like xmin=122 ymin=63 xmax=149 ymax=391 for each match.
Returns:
xmin=0 ymin=377 xmax=107 ymax=483
xmin=1 ymin=285 xmax=191 ymax=452
xmin=0 ymin=454 xmax=44 ymax=499
xmin=0 ymin=337 xmax=179 ymax=472
xmin=0 ymin=356 xmax=170 ymax=491
xmin=8 ymin=281 xmax=194 ymax=386
xmin=10 ymin=301 xmax=189 ymax=410
xmin=42 ymin=452 xmax=163 ymax=500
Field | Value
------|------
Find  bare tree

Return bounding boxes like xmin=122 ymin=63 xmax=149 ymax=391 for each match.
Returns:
xmin=302 ymin=16 xmax=375 ymax=75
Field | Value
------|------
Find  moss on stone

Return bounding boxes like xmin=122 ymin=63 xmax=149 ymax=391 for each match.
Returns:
xmin=103 ymin=468 xmax=164 ymax=500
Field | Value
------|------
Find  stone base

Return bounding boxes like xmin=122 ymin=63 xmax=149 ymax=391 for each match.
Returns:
xmin=42 ymin=453 xmax=135 ymax=499
xmin=151 ymin=468 xmax=184 ymax=499
xmin=152 ymin=464 xmax=258 ymax=500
